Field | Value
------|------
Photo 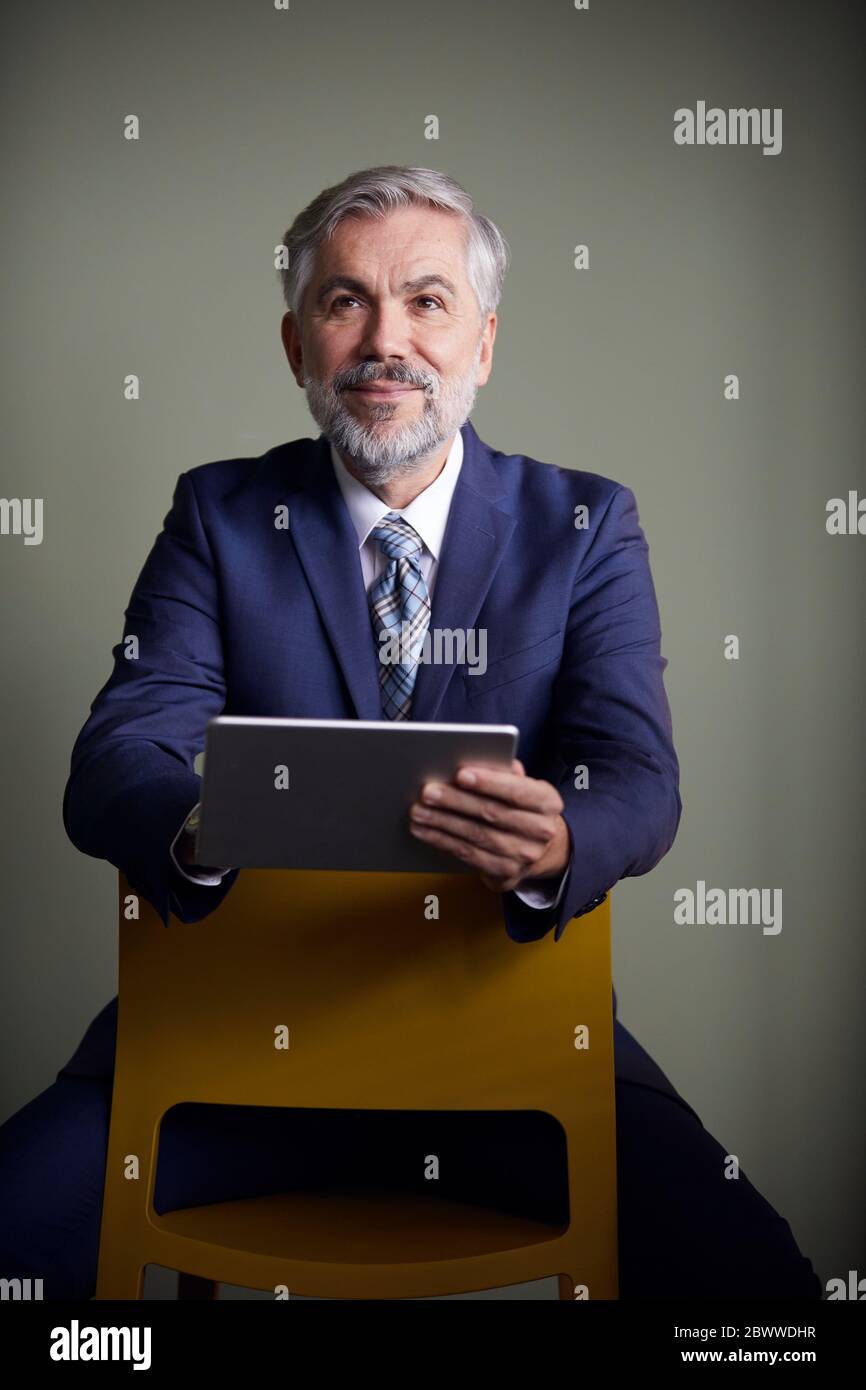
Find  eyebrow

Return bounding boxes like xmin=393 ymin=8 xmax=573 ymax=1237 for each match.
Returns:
xmin=314 ymin=273 xmax=459 ymax=306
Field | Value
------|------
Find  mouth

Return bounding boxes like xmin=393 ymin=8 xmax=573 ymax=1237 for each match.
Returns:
xmin=347 ymin=385 xmax=420 ymax=399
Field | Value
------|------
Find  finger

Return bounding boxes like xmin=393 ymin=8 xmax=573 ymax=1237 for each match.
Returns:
xmin=412 ymin=788 xmax=557 ymax=845
xmin=410 ymin=804 xmax=552 ymax=863
xmin=452 ymin=763 xmax=564 ymax=814
xmin=409 ymin=820 xmax=532 ymax=885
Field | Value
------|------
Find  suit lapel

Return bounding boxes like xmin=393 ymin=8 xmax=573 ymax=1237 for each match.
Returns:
xmin=282 ymin=435 xmax=384 ymax=720
xmin=410 ymin=421 xmax=517 ymax=720
xmin=279 ymin=420 xmax=517 ymax=723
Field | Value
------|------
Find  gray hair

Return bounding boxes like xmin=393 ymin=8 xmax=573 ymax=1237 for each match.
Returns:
xmin=278 ymin=165 xmax=509 ymax=325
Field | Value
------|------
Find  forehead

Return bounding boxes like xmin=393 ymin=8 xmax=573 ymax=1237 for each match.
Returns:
xmin=314 ymin=205 xmax=470 ymax=282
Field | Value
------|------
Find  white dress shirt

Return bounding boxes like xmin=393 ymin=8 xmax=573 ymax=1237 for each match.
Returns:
xmin=171 ymin=430 xmax=569 ymax=912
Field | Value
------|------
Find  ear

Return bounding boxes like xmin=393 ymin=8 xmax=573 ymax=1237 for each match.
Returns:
xmin=281 ymin=312 xmax=306 ymax=388
xmin=475 ymin=312 xmax=497 ymax=386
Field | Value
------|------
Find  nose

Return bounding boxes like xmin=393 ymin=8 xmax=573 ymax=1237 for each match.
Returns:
xmin=358 ymin=299 xmax=412 ymax=364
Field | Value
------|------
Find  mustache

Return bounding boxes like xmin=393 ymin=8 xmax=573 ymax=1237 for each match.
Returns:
xmin=331 ymin=362 xmax=438 ymax=393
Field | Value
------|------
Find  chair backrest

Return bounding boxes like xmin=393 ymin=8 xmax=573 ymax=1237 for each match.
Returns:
xmin=116 ymin=868 xmax=614 ymax=1122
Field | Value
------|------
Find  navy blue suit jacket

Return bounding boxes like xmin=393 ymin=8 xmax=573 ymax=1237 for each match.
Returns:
xmin=60 ymin=419 xmax=684 ymax=1097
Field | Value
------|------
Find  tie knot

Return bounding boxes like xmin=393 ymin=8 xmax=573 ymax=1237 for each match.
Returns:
xmin=369 ymin=512 xmax=424 ymax=562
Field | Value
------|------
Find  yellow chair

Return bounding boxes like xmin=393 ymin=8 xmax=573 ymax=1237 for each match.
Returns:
xmin=96 ymin=868 xmax=618 ymax=1300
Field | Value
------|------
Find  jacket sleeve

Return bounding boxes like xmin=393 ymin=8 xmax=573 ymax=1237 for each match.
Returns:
xmin=501 ymin=483 xmax=682 ymax=944
xmin=62 ymin=470 xmax=240 ymax=926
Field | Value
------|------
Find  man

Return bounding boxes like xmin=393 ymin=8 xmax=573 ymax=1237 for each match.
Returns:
xmin=0 ymin=166 xmax=821 ymax=1299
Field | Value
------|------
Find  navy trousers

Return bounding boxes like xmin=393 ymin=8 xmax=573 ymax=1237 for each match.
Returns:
xmin=0 ymin=1017 xmax=822 ymax=1300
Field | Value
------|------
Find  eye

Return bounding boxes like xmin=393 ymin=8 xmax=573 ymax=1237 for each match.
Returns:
xmin=331 ymin=295 xmax=360 ymax=310
xmin=415 ymin=296 xmax=442 ymax=310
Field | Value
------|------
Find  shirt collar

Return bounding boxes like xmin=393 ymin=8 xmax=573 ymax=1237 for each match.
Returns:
xmin=329 ymin=428 xmax=464 ymax=564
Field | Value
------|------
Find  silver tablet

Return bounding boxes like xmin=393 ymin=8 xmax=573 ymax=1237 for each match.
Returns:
xmin=195 ymin=716 xmax=520 ymax=873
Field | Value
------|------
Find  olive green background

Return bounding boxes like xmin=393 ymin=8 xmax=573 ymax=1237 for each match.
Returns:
xmin=1 ymin=0 xmax=863 ymax=1296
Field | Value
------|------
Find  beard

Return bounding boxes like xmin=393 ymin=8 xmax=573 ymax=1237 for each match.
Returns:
xmin=302 ymin=338 xmax=484 ymax=486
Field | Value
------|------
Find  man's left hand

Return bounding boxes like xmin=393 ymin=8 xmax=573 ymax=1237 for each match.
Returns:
xmin=408 ymin=758 xmax=572 ymax=893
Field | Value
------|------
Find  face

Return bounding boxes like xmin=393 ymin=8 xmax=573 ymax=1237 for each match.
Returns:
xmin=281 ymin=205 xmax=497 ymax=484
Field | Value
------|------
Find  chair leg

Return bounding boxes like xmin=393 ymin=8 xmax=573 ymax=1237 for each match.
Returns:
xmin=178 ymin=1273 xmax=219 ymax=1300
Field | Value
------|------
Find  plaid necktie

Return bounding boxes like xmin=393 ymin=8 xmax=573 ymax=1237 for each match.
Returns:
xmin=367 ymin=512 xmax=432 ymax=720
